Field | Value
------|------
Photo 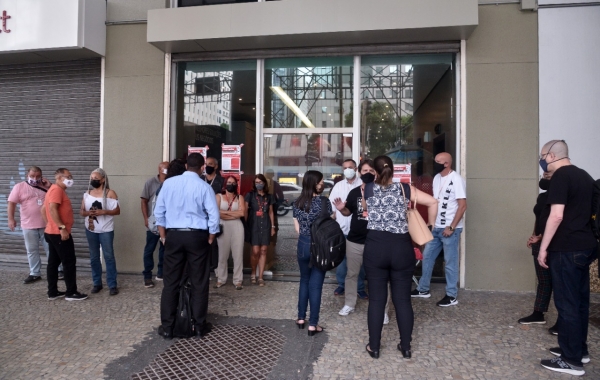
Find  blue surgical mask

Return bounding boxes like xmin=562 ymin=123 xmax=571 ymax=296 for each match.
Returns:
xmin=256 ymin=183 xmax=264 ymax=191
xmin=539 ymin=158 xmax=548 ymax=172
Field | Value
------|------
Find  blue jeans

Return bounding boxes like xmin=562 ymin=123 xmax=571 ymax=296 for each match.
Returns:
xmin=549 ymin=249 xmax=597 ymax=366
xmin=23 ymin=227 xmax=55 ymax=276
xmin=85 ymin=230 xmax=117 ymax=289
xmin=335 ymin=256 xmax=366 ymax=293
xmin=417 ymin=227 xmax=462 ymax=298
xmin=297 ymin=234 xmax=326 ymax=327
xmin=143 ymin=231 xmax=164 ymax=279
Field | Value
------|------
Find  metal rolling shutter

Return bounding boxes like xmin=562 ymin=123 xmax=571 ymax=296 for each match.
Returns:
xmin=0 ymin=59 xmax=101 ymax=259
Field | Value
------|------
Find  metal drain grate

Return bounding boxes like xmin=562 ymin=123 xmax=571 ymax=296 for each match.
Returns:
xmin=131 ymin=324 xmax=285 ymax=380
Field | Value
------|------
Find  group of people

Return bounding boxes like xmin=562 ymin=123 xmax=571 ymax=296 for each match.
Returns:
xmin=8 ymin=139 xmax=596 ymax=376
xmin=8 ymin=166 xmax=120 ymax=300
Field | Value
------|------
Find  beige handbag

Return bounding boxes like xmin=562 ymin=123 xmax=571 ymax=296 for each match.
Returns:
xmin=400 ymin=183 xmax=433 ymax=246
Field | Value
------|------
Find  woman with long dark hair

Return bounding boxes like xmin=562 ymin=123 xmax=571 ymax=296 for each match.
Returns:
xmin=80 ymin=168 xmax=121 ymax=296
xmin=293 ymin=170 xmax=333 ymax=335
xmin=244 ymin=174 xmax=276 ymax=286
xmin=214 ymin=176 xmax=246 ymax=290
xmin=364 ymin=156 xmax=437 ymax=359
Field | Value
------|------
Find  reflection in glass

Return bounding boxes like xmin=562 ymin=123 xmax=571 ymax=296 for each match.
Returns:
xmin=175 ymin=60 xmax=257 ymax=190
xmin=265 ymin=57 xmax=354 ymax=129
xmin=360 ymin=54 xmax=456 ymax=279
xmin=264 ymin=133 xmax=352 ymax=272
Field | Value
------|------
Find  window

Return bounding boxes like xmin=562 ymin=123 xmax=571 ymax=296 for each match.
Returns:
xmin=322 ymin=121 xmax=327 ymax=127
xmin=265 ymin=56 xmax=353 ymax=129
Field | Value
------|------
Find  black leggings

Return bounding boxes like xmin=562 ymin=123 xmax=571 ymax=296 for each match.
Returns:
xmin=364 ymin=230 xmax=415 ymax=351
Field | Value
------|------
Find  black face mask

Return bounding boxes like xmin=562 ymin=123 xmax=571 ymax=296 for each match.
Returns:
xmin=433 ymin=162 xmax=446 ymax=174
xmin=226 ymin=184 xmax=237 ymax=193
xmin=361 ymin=173 xmax=375 ymax=184
xmin=539 ymin=178 xmax=550 ymax=191
xmin=90 ymin=180 xmax=102 ymax=188
xmin=205 ymin=166 xmax=215 ymax=175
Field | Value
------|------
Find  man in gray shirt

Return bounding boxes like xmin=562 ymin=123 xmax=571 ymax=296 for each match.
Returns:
xmin=141 ymin=161 xmax=169 ymax=288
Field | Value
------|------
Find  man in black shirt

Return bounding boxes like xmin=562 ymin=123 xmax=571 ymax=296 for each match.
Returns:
xmin=332 ymin=159 xmax=376 ymax=318
xmin=537 ymin=140 xmax=597 ymax=376
xmin=200 ymin=157 xmax=224 ymax=195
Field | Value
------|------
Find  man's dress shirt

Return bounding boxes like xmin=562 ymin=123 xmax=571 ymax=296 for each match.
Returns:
xmin=154 ymin=171 xmax=220 ymax=234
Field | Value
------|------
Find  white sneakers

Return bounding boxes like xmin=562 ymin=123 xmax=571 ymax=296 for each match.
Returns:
xmin=339 ymin=305 xmax=355 ymax=316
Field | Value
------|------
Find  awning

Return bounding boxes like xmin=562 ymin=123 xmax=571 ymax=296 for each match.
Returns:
xmin=148 ymin=0 xmax=478 ymax=54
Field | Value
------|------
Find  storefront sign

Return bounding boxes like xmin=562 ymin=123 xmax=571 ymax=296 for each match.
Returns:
xmin=0 ymin=10 xmax=11 ymax=33
xmin=393 ymin=164 xmax=411 ymax=184
xmin=0 ymin=0 xmax=105 ymax=56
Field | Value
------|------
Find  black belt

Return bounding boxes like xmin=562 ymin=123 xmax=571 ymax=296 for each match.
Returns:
xmin=167 ymin=228 xmax=207 ymax=232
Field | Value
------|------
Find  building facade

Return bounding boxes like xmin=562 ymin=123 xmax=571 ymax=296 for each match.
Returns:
xmin=1 ymin=0 xmax=598 ymax=292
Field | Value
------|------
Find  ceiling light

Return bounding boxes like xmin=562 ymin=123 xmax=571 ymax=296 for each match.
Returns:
xmin=270 ymin=86 xmax=315 ymax=128
xmin=343 ymin=133 xmax=353 ymax=137
xmin=238 ymin=98 xmax=242 ymax=101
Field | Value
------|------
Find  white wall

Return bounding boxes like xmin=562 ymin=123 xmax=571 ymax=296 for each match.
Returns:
xmin=539 ymin=5 xmax=600 ymax=180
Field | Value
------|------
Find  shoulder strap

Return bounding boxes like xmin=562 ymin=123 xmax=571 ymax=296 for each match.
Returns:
xmin=26 ymin=182 xmax=48 ymax=193
xmin=319 ymin=196 xmax=329 ymax=217
xmin=364 ymin=182 xmax=374 ymax=200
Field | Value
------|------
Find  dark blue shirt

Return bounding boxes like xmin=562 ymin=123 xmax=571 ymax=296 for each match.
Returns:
xmin=293 ymin=196 xmax=333 ymax=236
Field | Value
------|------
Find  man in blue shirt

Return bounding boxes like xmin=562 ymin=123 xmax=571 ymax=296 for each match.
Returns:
xmin=154 ymin=153 xmax=220 ymax=339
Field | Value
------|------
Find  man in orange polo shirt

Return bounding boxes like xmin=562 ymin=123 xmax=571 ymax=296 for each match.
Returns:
xmin=41 ymin=168 xmax=87 ymax=301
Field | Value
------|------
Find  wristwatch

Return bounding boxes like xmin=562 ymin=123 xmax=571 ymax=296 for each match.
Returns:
xmin=448 ymin=226 xmax=454 ymax=231
xmin=58 ymin=225 xmax=66 ymax=231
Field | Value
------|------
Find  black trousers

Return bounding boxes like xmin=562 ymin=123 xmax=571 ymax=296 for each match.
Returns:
xmin=44 ymin=233 xmax=78 ymax=296
xmin=363 ymin=230 xmax=415 ymax=351
xmin=160 ymin=230 xmax=211 ymax=329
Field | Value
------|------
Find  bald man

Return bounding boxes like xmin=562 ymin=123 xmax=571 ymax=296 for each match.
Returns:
xmin=141 ymin=161 xmax=169 ymax=288
xmin=411 ymin=152 xmax=467 ymax=307
xmin=200 ymin=157 xmax=224 ymax=195
xmin=536 ymin=140 xmax=596 ymax=376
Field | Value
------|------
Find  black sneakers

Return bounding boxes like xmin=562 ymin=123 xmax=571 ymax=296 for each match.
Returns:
xmin=548 ymin=323 xmax=558 ymax=336
xmin=57 ymin=271 xmax=64 ymax=280
xmin=518 ymin=312 xmax=546 ymax=325
xmin=540 ymin=357 xmax=584 ymax=376
xmin=48 ymin=291 xmax=66 ymax=300
xmin=549 ymin=347 xmax=590 ymax=364
xmin=144 ymin=279 xmax=155 ymax=288
xmin=91 ymin=285 xmax=103 ymax=294
xmin=65 ymin=292 xmax=88 ymax=301
xmin=109 ymin=288 xmax=119 ymax=296
xmin=410 ymin=289 xmax=431 ymax=298
xmin=23 ymin=275 xmax=42 ymax=284
xmin=436 ymin=295 xmax=458 ymax=307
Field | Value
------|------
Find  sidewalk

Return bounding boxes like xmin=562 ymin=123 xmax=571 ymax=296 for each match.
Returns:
xmin=0 ymin=266 xmax=598 ymax=379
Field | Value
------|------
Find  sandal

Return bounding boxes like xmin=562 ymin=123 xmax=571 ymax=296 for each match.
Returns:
xmin=234 ymin=283 xmax=243 ymax=290
xmin=250 ymin=275 xmax=256 ymax=285
xmin=295 ymin=319 xmax=306 ymax=329
xmin=258 ymin=278 xmax=265 ymax=287
xmin=214 ymin=282 xmax=225 ymax=288
xmin=308 ymin=325 xmax=325 ymax=336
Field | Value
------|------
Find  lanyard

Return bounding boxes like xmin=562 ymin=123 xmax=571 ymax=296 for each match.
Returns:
xmin=256 ymin=194 xmax=267 ymax=212
xmin=226 ymin=194 xmax=237 ymax=211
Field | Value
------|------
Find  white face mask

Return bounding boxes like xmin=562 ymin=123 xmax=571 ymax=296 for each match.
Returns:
xmin=162 ymin=169 xmax=168 ymax=174
xmin=63 ymin=179 xmax=74 ymax=188
xmin=343 ymin=168 xmax=356 ymax=179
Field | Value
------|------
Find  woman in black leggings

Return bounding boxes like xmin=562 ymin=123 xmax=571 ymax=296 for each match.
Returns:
xmin=364 ymin=155 xmax=438 ymax=359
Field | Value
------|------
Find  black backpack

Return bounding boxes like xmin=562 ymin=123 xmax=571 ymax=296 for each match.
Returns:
xmin=310 ymin=196 xmax=346 ymax=271
xmin=173 ymin=276 xmax=195 ymax=338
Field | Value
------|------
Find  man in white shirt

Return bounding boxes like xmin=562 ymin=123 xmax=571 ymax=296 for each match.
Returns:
xmin=411 ymin=152 xmax=467 ymax=307
xmin=329 ymin=159 xmax=367 ymax=299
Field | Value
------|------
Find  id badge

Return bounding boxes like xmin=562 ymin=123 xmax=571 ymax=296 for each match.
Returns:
xmin=37 ymin=199 xmax=43 ymax=206
xmin=256 ymin=210 xmax=263 ymax=217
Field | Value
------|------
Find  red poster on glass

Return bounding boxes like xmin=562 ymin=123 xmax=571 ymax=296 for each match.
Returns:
xmin=221 ymin=144 xmax=243 ymax=171
xmin=393 ymin=164 xmax=411 ymax=184
xmin=188 ymin=145 xmax=209 ymax=159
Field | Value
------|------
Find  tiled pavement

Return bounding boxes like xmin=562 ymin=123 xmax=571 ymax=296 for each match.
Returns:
xmin=0 ymin=266 xmax=599 ymax=379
